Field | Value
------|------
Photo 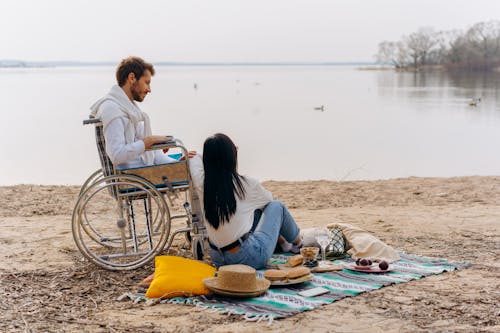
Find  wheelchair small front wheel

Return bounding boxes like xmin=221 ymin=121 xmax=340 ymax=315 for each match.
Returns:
xmin=192 ymin=237 xmax=205 ymax=261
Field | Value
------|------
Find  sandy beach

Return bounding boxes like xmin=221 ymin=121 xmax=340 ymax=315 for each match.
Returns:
xmin=1 ymin=176 xmax=499 ymax=332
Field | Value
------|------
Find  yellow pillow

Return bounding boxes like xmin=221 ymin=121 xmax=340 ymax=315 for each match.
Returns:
xmin=145 ymin=256 xmax=216 ymax=299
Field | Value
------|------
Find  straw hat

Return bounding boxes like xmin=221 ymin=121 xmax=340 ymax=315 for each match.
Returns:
xmin=203 ymin=264 xmax=270 ymax=297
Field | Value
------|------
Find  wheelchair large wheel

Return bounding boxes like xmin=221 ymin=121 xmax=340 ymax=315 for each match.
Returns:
xmin=79 ymin=169 xmax=106 ymax=241
xmin=77 ymin=170 xmax=133 ymax=249
xmin=79 ymin=169 xmax=104 ymax=195
xmin=72 ymin=174 xmax=171 ymax=270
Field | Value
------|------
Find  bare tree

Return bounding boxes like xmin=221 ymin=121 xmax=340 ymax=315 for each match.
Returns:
xmin=396 ymin=41 xmax=409 ymax=67
xmin=376 ymin=41 xmax=401 ymax=67
xmin=403 ymin=34 xmax=420 ymax=69
xmin=438 ymin=30 xmax=465 ymax=64
xmin=465 ymin=21 xmax=500 ymax=69
xmin=403 ymin=27 xmax=438 ymax=69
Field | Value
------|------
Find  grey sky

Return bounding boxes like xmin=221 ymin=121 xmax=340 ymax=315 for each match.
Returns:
xmin=2 ymin=0 xmax=500 ymax=62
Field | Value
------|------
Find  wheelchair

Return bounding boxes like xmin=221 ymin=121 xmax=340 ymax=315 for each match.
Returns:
xmin=72 ymin=117 xmax=207 ymax=270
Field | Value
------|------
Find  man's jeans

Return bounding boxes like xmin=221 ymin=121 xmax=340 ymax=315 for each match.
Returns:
xmin=209 ymin=200 xmax=300 ymax=269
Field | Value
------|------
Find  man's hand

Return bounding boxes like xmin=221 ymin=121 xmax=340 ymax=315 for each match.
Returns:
xmin=142 ymin=135 xmax=170 ymax=149
xmin=180 ymin=151 xmax=197 ymax=160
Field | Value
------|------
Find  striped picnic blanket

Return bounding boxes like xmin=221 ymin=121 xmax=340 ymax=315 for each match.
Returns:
xmin=120 ymin=253 xmax=469 ymax=323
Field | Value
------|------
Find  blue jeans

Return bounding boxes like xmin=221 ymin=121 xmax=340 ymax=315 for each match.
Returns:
xmin=209 ymin=200 xmax=300 ymax=269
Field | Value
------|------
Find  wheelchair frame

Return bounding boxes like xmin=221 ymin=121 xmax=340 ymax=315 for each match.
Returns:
xmin=72 ymin=117 xmax=207 ymax=270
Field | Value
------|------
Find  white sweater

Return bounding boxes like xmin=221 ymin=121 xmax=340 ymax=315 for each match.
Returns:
xmin=90 ymin=85 xmax=176 ymax=169
xmin=99 ymin=114 xmax=176 ymax=169
xmin=189 ymin=155 xmax=272 ymax=248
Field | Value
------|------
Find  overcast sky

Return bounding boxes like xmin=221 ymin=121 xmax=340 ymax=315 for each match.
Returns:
xmin=2 ymin=0 xmax=500 ymax=62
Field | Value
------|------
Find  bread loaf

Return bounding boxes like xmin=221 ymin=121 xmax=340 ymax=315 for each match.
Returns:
xmin=286 ymin=254 xmax=304 ymax=267
xmin=287 ymin=266 xmax=310 ymax=279
xmin=264 ymin=269 xmax=288 ymax=282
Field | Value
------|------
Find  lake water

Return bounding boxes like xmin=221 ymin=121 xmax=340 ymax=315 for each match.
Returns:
xmin=2 ymin=65 xmax=500 ymax=185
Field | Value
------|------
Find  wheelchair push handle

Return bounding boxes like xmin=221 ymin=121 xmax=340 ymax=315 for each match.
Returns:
xmin=83 ymin=118 xmax=102 ymax=125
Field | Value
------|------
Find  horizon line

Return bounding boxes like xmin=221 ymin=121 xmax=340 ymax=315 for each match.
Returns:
xmin=0 ymin=59 xmax=376 ymax=67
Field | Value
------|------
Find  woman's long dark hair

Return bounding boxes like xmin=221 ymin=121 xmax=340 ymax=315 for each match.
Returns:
xmin=203 ymin=133 xmax=246 ymax=229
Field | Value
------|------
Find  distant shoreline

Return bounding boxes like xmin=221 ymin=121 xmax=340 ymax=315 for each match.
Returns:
xmin=0 ymin=60 xmax=375 ymax=68
xmin=8 ymin=62 xmax=496 ymax=72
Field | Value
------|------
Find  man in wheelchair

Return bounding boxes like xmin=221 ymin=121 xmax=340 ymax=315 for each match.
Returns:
xmin=89 ymin=56 xmax=193 ymax=169
xmin=74 ymin=56 xmax=201 ymax=271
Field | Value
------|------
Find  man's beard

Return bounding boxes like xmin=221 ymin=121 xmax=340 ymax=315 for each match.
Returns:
xmin=131 ymin=82 xmax=144 ymax=102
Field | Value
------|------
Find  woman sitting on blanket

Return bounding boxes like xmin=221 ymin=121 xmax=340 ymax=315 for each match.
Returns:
xmin=189 ymin=133 xmax=302 ymax=269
